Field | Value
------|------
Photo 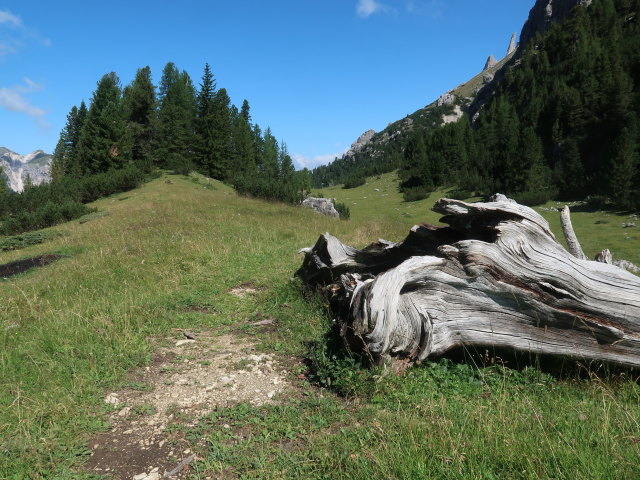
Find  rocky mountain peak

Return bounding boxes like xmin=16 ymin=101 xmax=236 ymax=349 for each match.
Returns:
xmin=346 ymin=129 xmax=376 ymax=156
xmin=507 ymin=32 xmax=518 ymax=55
xmin=0 ymin=147 xmax=52 ymax=192
xmin=484 ymin=55 xmax=498 ymax=71
xmin=520 ymin=0 xmax=593 ymax=49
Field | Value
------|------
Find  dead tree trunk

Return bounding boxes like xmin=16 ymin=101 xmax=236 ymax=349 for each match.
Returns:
xmin=297 ymin=197 xmax=640 ymax=368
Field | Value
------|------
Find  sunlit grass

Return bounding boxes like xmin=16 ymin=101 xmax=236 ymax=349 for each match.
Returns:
xmin=1 ymin=171 xmax=638 ymax=478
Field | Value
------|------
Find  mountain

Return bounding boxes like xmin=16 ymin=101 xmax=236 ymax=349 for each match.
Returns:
xmin=312 ymin=0 xmax=596 ymax=189
xmin=311 ymin=33 xmax=518 ymax=188
xmin=0 ymin=147 xmax=52 ymax=192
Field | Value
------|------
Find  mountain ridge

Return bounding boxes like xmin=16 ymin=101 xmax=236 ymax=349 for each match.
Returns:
xmin=312 ymin=0 xmax=594 ymax=189
xmin=0 ymin=147 xmax=52 ymax=192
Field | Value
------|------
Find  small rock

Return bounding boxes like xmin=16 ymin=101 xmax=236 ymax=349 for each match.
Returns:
xmin=133 ymin=473 xmax=147 ymax=480
xmin=104 ymin=393 xmax=119 ymax=405
xmin=118 ymin=406 xmax=131 ymax=417
xmin=267 ymin=391 xmax=276 ymax=399
xmin=175 ymin=339 xmax=196 ymax=347
xmin=145 ymin=474 xmax=160 ymax=480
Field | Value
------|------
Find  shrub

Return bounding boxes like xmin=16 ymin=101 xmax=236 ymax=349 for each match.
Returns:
xmin=342 ymin=176 xmax=365 ymax=189
xmin=511 ymin=189 xmax=556 ymax=206
xmin=0 ymin=166 xmax=147 ymax=235
xmin=334 ymin=201 xmax=351 ymax=220
xmin=402 ymin=186 xmax=432 ymax=202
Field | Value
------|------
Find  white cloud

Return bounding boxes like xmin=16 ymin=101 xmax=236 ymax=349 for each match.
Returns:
xmin=406 ymin=0 xmax=444 ymax=18
xmin=0 ymin=78 xmax=49 ymax=128
xmin=0 ymin=10 xmax=22 ymax=27
xmin=0 ymin=10 xmax=50 ymax=58
xmin=293 ymin=150 xmax=348 ymax=170
xmin=357 ymin=0 xmax=387 ymax=18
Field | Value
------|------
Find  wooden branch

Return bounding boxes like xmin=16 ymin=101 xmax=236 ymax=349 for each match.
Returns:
xmin=298 ymin=198 xmax=640 ymax=368
xmin=560 ymin=206 xmax=587 ymax=260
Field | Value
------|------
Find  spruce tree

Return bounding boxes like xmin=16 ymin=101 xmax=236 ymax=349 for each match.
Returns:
xmin=610 ymin=123 xmax=638 ymax=209
xmin=233 ymin=99 xmax=256 ymax=179
xmin=195 ymin=63 xmax=217 ymax=176
xmin=123 ymin=66 xmax=157 ymax=171
xmin=156 ymin=63 xmax=197 ymax=173
xmin=50 ymin=102 xmax=87 ymax=179
xmin=76 ymin=73 xmax=131 ymax=174
xmin=211 ymin=88 xmax=233 ymax=180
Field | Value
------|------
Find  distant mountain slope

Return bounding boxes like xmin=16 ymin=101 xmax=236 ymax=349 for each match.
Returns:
xmin=312 ymin=0 xmax=595 ymax=189
xmin=311 ymin=37 xmax=517 ymax=188
xmin=0 ymin=147 xmax=52 ymax=192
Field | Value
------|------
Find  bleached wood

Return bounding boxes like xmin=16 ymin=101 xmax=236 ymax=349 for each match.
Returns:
xmin=560 ymin=205 xmax=587 ymax=260
xmin=298 ymin=198 xmax=640 ymax=368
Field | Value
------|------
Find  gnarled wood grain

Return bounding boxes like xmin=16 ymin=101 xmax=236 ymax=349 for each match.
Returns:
xmin=297 ymin=197 xmax=640 ymax=367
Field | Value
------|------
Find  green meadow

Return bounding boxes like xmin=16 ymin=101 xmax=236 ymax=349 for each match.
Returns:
xmin=1 ymin=173 xmax=639 ymax=479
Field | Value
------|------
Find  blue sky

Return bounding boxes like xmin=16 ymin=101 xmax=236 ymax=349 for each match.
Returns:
xmin=1 ymin=0 xmax=533 ymax=168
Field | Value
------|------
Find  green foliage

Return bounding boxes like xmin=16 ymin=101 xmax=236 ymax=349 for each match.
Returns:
xmin=0 ymin=230 xmax=61 ymax=251
xmin=76 ymin=73 xmax=132 ymax=175
xmin=314 ymin=0 xmax=640 ymax=210
xmin=0 ymin=201 xmax=93 ymax=235
xmin=0 ymin=166 xmax=146 ymax=235
xmin=342 ymin=175 xmax=366 ymax=189
xmin=123 ymin=66 xmax=157 ymax=172
xmin=156 ymin=62 xmax=197 ymax=172
xmin=334 ymin=201 xmax=350 ymax=219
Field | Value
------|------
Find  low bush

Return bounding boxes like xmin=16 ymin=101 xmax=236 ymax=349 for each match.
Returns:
xmin=334 ymin=201 xmax=351 ymax=220
xmin=0 ymin=166 xmax=147 ymax=235
xmin=402 ymin=185 xmax=432 ymax=202
xmin=511 ymin=189 xmax=556 ymax=206
xmin=342 ymin=176 xmax=365 ymax=189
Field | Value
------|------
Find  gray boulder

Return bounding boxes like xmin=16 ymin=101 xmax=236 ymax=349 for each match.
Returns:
xmin=302 ymin=197 xmax=340 ymax=218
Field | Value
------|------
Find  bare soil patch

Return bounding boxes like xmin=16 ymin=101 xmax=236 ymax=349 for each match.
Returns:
xmin=84 ymin=331 xmax=294 ymax=480
xmin=0 ymin=254 xmax=66 ymax=278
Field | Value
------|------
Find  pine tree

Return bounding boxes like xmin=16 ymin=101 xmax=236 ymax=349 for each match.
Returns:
xmin=156 ymin=63 xmax=197 ymax=173
xmin=195 ymin=63 xmax=217 ymax=176
xmin=50 ymin=102 xmax=88 ymax=179
xmin=211 ymin=88 xmax=233 ymax=180
xmin=123 ymin=66 xmax=157 ymax=171
xmin=233 ymin=99 xmax=256 ymax=179
xmin=76 ymin=73 xmax=131 ymax=174
xmin=610 ymin=123 xmax=638 ymax=209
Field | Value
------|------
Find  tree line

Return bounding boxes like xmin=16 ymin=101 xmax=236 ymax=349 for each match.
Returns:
xmin=400 ymin=0 xmax=640 ymax=208
xmin=51 ymin=62 xmax=311 ymax=204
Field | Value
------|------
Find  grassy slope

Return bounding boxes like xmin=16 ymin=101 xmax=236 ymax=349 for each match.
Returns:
xmin=1 ymin=173 xmax=639 ymax=479
xmin=315 ymin=171 xmax=640 ymax=266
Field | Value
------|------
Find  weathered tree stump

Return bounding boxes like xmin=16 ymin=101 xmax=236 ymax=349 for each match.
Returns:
xmin=297 ymin=197 xmax=640 ymax=368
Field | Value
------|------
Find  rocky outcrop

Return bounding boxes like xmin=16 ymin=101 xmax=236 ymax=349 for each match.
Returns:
xmin=483 ymin=55 xmax=497 ymax=71
xmin=346 ymin=129 xmax=376 ymax=156
xmin=507 ymin=33 xmax=518 ymax=55
xmin=302 ymin=197 xmax=340 ymax=218
xmin=520 ymin=0 xmax=592 ymax=50
xmin=436 ymin=92 xmax=456 ymax=107
xmin=0 ymin=147 xmax=52 ymax=192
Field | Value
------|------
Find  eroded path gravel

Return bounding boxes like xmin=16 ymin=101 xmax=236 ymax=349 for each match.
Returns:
xmin=85 ymin=330 xmax=294 ymax=479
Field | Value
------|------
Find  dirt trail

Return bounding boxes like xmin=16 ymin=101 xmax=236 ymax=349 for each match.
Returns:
xmin=85 ymin=330 xmax=294 ymax=480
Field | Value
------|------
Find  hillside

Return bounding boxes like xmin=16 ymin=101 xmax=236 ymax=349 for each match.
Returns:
xmin=2 ymin=174 xmax=640 ymax=478
xmin=313 ymin=0 xmax=640 ymax=212
xmin=311 ymin=46 xmax=516 ymax=189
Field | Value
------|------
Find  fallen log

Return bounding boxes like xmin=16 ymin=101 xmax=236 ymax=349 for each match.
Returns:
xmin=297 ymin=197 xmax=640 ymax=368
